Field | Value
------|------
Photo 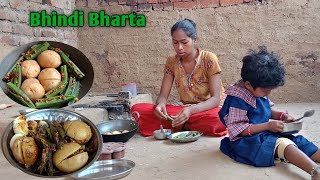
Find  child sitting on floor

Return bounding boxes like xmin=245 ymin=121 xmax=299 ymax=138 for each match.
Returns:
xmin=219 ymin=46 xmax=320 ymax=179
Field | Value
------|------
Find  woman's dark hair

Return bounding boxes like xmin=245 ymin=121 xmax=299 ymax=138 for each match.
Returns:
xmin=241 ymin=46 xmax=285 ymax=89
xmin=171 ymin=19 xmax=197 ymax=39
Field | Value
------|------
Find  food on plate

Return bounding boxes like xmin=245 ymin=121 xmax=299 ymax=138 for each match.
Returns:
xmin=13 ymin=115 xmax=29 ymax=135
xmin=174 ymin=132 xmax=199 ymax=139
xmin=37 ymin=50 xmax=62 ymax=68
xmin=105 ymin=130 xmax=129 ymax=135
xmin=21 ymin=78 xmax=45 ymax=101
xmin=20 ymin=60 xmax=41 ymax=78
xmin=3 ymin=42 xmax=85 ymax=108
xmin=9 ymin=134 xmax=24 ymax=150
xmin=11 ymin=136 xmax=38 ymax=168
xmin=53 ymin=142 xmax=88 ymax=173
xmin=38 ymin=68 xmax=61 ymax=92
xmin=64 ymin=120 xmax=92 ymax=144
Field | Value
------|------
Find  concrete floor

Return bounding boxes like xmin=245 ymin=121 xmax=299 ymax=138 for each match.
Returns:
xmin=0 ymin=94 xmax=319 ymax=180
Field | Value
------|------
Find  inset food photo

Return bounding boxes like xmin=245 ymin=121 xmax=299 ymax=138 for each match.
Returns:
xmin=0 ymin=41 xmax=94 ymax=109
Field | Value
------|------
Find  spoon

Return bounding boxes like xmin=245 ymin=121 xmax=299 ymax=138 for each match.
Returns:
xmin=160 ymin=124 xmax=164 ymax=133
xmin=294 ymin=109 xmax=315 ymax=122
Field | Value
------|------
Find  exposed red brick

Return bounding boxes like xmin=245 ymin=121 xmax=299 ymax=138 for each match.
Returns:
xmin=148 ymin=0 xmax=158 ymax=3
xmin=29 ymin=0 xmax=43 ymax=3
xmin=163 ymin=2 xmax=173 ymax=10
xmin=0 ymin=34 xmax=19 ymax=46
xmin=12 ymin=24 xmax=33 ymax=36
xmin=159 ymin=0 xmax=169 ymax=3
xmin=118 ymin=0 xmax=127 ymax=4
xmin=127 ymin=0 xmax=138 ymax=6
xmin=9 ymin=0 xmax=30 ymax=10
xmin=174 ymin=1 xmax=197 ymax=10
xmin=41 ymin=29 xmax=57 ymax=37
xmin=220 ymin=0 xmax=243 ymax=6
xmin=137 ymin=3 xmax=152 ymax=11
xmin=196 ymin=0 xmax=219 ymax=8
xmin=0 ymin=8 xmax=16 ymax=22
xmin=170 ymin=0 xmax=182 ymax=2
xmin=0 ymin=21 xmax=13 ymax=33
xmin=108 ymin=0 xmax=118 ymax=5
xmin=152 ymin=3 xmax=163 ymax=10
xmin=88 ymin=0 xmax=99 ymax=7
xmin=138 ymin=0 xmax=148 ymax=3
xmin=44 ymin=0 xmax=56 ymax=6
xmin=182 ymin=0 xmax=193 ymax=1
xmin=75 ymin=0 xmax=87 ymax=7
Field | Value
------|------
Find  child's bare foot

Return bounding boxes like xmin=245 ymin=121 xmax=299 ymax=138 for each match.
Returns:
xmin=311 ymin=167 xmax=320 ymax=180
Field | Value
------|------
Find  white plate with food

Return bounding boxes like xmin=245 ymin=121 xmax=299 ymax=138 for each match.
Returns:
xmin=167 ymin=131 xmax=202 ymax=143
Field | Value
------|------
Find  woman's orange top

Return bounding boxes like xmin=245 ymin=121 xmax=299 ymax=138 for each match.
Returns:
xmin=164 ymin=49 xmax=225 ymax=105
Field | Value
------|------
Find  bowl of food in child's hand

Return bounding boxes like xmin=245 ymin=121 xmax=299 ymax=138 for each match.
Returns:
xmin=97 ymin=120 xmax=138 ymax=142
xmin=281 ymin=121 xmax=303 ymax=135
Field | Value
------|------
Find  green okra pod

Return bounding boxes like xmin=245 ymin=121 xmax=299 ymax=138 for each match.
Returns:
xmin=7 ymin=82 xmax=35 ymax=108
xmin=24 ymin=42 xmax=50 ymax=60
xmin=167 ymin=115 xmax=174 ymax=121
xmin=45 ymin=65 xmax=68 ymax=97
xmin=64 ymin=77 xmax=74 ymax=96
xmin=35 ymin=95 xmax=75 ymax=109
xmin=68 ymin=80 xmax=80 ymax=105
xmin=52 ymin=48 xmax=85 ymax=80
xmin=13 ymin=64 xmax=22 ymax=88
xmin=2 ymin=56 xmax=24 ymax=83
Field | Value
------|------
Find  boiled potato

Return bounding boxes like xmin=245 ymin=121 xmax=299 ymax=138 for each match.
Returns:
xmin=21 ymin=78 xmax=45 ymax=101
xmin=112 ymin=131 xmax=121 ymax=135
xmin=38 ymin=68 xmax=61 ymax=92
xmin=37 ymin=50 xmax=62 ymax=68
xmin=21 ymin=60 xmax=40 ymax=78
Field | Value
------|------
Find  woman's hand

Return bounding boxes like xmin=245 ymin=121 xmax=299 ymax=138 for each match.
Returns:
xmin=171 ymin=107 xmax=192 ymax=127
xmin=154 ymin=103 xmax=168 ymax=120
xmin=267 ymin=121 xmax=284 ymax=132
xmin=282 ymin=113 xmax=295 ymax=123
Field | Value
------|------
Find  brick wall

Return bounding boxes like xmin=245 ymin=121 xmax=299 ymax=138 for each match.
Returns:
xmin=0 ymin=0 xmax=78 ymax=48
xmin=76 ymin=0 xmax=256 ymax=11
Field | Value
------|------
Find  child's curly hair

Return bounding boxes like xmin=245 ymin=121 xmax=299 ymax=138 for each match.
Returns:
xmin=241 ymin=46 xmax=285 ymax=89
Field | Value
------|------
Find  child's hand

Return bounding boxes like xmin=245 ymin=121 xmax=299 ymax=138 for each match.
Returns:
xmin=282 ymin=113 xmax=295 ymax=123
xmin=267 ymin=121 xmax=284 ymax=132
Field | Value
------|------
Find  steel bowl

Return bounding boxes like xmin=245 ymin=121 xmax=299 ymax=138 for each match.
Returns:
xmin=97 ymin=120 xmax=138 ymax=143
xmin=1 ymin=109 xmax=103 ymax=178
xmin=153 ymin=129 xmax=172 ymax=140
xmin=72 ymin=159 xmax=135 ymax=180
xmin=281 ymin=121 xmax=303 ymax=135
xmin=0 ymin=41 xmax=94 ymax=108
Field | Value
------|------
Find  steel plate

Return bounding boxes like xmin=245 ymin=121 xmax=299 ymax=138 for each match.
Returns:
xmin=1 ymin=109 xmax=103 ymax=178
xmin=167 ymin=131 xmax=202 ymax=143
xmin=72 ymin=159 xmax=135 ymax=180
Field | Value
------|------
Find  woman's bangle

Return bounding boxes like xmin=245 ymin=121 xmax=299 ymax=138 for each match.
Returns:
xmin=247 ymin=124 xmax=252 ymax=136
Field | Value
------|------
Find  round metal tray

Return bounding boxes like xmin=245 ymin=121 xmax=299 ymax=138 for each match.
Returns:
xmin=72 ymin=159 xmax=135 ymax=180
xmin=1 ymin=109 xmax=103 ymax=178
xmin=167 ymin=131 xmax=202 ymax=143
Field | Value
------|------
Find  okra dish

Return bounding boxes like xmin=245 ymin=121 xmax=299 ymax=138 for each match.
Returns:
xmin=2 ymin=42 xmax=85 ymax=108
xmin=9 ymin=115 xmax=97 ymax=176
